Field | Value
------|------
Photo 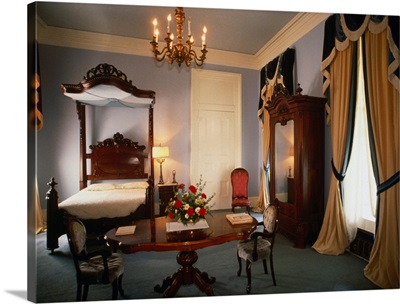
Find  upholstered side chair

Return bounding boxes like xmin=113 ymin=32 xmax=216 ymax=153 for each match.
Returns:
xmin=66 ymin=217 xmax=125 ymax=301
xmin=231 ymin=167 xmax=251 ymax=213
xmin=236 ymin=202 xmax=279 ymax=293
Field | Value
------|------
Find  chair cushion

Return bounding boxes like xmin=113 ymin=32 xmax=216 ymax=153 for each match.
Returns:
xmin=79 ymin=253 xmax=124 ymax=284
xmin=232 ymin=198 xmax=251 ymax=207
xmin=237 ymin=239 xmax=271 ymax=262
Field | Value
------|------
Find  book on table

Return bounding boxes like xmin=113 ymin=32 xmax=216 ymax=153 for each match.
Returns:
xmin=226 ymin=213 xmax=254 ymax=225
xmin=115 ymin=225 xmax=136 ymax=236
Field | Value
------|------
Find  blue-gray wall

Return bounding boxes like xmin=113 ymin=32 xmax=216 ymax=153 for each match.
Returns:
xmin=36 ymin=20 xmax=328 ymax=208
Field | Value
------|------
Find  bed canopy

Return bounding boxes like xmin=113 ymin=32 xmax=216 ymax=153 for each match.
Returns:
xmin=61 ymin=63 xmax=155 ymax=107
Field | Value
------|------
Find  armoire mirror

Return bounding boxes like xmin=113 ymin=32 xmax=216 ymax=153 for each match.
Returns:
xmin=274 ymin=120 xmax=294 ymax=203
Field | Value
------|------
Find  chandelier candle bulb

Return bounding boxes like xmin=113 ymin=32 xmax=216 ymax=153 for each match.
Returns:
xmin=202 ymin=27 xmax=207 ymax=49
xmin=167 ymin=14 xmax=171 ymax=33
xmin=153 ymin=18 xmax=157 ymax=34
xmin=188 ymin=17 xmax=191 ymax=36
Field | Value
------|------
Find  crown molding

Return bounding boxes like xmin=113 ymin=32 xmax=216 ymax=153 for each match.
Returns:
xmin=254 ymin=12 xmax=331 ymax=70
xmin=37 ymin=12 xmax=331 ymax=71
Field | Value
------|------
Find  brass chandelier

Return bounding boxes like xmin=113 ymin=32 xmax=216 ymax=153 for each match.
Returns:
xmin=150 ymin=7 xmax=208 ymax=67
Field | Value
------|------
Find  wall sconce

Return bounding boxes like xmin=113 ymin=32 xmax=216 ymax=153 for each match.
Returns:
xmin=152 ymin=145 xmax=169 ymax=184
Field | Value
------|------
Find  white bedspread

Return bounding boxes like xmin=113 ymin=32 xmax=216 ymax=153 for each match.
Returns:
xmin=59 ymin=188 xmax=146 ymax=220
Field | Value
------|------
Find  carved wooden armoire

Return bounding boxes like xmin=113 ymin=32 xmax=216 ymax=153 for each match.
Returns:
xmin=267 ymin=84 xmax=326 ymax=248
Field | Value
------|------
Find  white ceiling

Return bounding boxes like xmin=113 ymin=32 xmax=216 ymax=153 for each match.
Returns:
xmin=35 ymin=2 xmax=332 ymax=69
xmin=36 ymin=2 xmax=299 ymax=55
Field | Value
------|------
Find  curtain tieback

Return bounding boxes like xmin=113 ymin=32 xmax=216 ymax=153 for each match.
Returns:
xmin=377 ymin=171 xmax=399 ymax=196
xmin=264 ymin=164 xmax=269 ymax=173
xmin=331 ymin=159 xmax=345 ymax=182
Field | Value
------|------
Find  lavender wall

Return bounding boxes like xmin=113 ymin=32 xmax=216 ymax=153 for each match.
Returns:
xmin=36 ymin=20 xmax=328 ymax=209
xmin=36 ymin=47 xmax=261 ymax=203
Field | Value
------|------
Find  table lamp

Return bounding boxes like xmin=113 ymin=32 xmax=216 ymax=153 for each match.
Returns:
xmin=152 ymin=145 xmax=169 ymax=184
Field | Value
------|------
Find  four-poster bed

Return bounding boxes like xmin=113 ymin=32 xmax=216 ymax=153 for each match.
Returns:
xmin=46 ymin=63 xmax=156 ymax=252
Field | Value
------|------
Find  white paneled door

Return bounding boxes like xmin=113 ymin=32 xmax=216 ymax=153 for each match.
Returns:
xmin=191 ymin=69 xmax=242 ymax=210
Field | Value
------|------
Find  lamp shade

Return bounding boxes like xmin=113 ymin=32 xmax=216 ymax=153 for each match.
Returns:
xmin=153 ymin=146 xmax=169 ymax=159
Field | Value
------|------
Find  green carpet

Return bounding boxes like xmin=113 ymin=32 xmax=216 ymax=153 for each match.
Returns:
xmin=32 ymin=215 xmax=379 ymax=303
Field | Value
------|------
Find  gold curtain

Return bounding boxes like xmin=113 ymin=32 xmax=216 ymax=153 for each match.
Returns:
xmin=256 ymin=56 xmax=285 ymax=211
xmin=363 ymin=27 xmax=399 ymax=289
xmin=36 ymin=178 xmax=46 ymax=233
xmin=312 ymin=42 xmax=354 ymax=255
xmin=313 ymin=14 xmax=399 ymax=288
xmin=256 ymin=85 xmax=272 ymax=211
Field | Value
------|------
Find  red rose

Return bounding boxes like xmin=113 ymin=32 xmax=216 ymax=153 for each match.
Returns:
xmin=178 ymin=183 xmax=185 ymax=189
xmin=168 ymin=212 xmax=175 ymax=219
xmin=199 ymin=207 xmax=207 ymax=216
xmin=186 ymin=207 xmax=194 ymax=217
xmin=174 ymin=199 xmax=182 ymax=209
xmin=189 ymin=185 xmax=197 ymax=193
xmin=201 ymin=193 xmax=207 ymax=199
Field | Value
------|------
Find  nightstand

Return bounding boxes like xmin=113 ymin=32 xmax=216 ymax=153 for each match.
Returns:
xmin=158 ymin=183 xmax=178 ymax=216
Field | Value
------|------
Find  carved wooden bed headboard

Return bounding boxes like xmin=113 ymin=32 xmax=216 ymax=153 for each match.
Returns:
xmin=88 ymin=132 xmax=148 ymax=181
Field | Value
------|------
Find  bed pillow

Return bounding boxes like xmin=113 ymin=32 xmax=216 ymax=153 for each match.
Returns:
xmin=120 ymin=181 xmax=149 ymax=189
xmin=86 ymin=183 xmax=116 ymax=191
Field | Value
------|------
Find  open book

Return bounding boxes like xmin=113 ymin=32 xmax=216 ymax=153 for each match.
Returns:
xmin=115 ymin=225 xmax=136 ymax=236
xmin=226 ymin=213 xmax=254 ymax=225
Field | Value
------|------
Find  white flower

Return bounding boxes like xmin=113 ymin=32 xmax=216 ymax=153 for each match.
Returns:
xmin=184 ymin=203 xmax=190 ymax=210
xmin=195 ymin=198 xmax=204 ymax=205
xmin=195 ymin=207 xmax=201 ymax=214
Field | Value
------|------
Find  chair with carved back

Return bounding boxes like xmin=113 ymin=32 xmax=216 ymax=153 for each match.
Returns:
xmin=66 ymin=217 xmax=125 ymax=301
xmin=236 ymin=201 xmax=279 ymax=294
xmin=231 ymin=168 xmax=251 ymax=213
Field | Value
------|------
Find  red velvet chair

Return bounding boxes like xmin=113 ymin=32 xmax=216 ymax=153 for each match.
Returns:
xmin=231 ymin=168 xmax=251 ymax=213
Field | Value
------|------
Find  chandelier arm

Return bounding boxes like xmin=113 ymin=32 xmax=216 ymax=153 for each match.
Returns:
xmin=152 ymin=46 xmax=171 ymax=62
xmin=189 ymin=49 xmax=207 ymax=66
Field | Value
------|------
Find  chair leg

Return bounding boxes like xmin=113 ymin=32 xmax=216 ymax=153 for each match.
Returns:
xmin=82 ymin=284 xmax=89 ymax=301
xmin=270 ymin=254 xmax=276 ymax=286
xmin=262 ymin=259 xmax=268 ymax=274
xmin=76 ymin=283 xmax=82 ymax=301
xmin=118 ymin=274 xmax=124 ymax=297
xmin=245 ymin=259 xmax=252 ymax=294
xmin=112 ymin=279 xmax=118 ymax=299
xmin=237 ymin=251 xmax=242 ymax=276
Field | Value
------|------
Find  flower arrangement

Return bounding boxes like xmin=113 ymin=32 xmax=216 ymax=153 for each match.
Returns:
xmin=165 ymin=176 xmax=215 ymax=225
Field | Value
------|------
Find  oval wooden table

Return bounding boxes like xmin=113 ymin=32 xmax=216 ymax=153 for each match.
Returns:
xmin=104 ymin=211 xmax=258 ymax=297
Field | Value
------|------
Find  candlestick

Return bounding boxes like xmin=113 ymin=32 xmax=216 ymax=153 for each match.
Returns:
xmin=154 ymin=28 xmax=159 ymax=43
xmin=172 ymin=170 xmax=177 ymax=184
xmin=167 ymin=14 xmax=171 ymax=33
xmin=153 ymin=18 xmax=158 ymax=34
xmin=202 ymin=26 xmax=207 ymax=45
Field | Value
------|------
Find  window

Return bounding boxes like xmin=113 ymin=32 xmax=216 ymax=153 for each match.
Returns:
xmin=343 ymin=39 xmax=376 ymax=241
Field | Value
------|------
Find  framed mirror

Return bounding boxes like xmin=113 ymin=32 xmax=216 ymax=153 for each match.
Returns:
xmin=274 ymin=120 xmax=294 ymax=203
